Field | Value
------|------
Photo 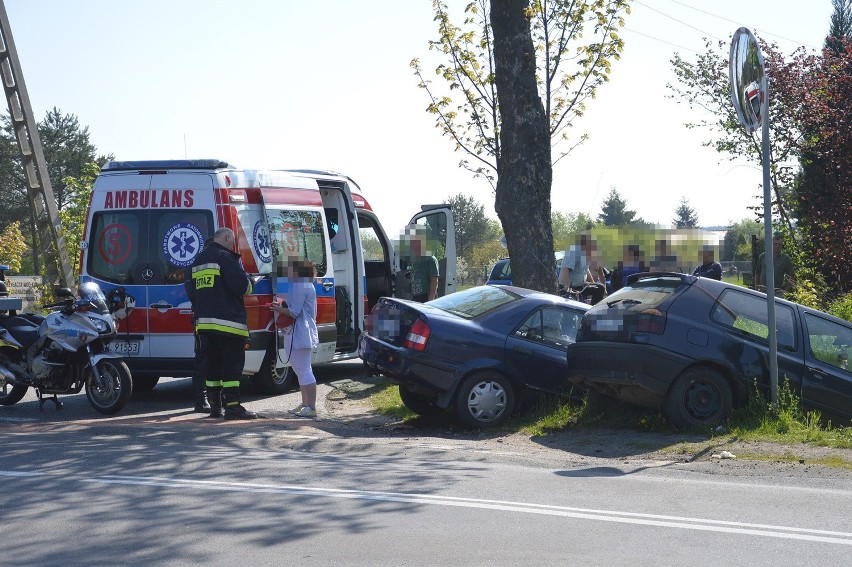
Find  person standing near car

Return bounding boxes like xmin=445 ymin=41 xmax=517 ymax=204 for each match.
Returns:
xmin=693 ymin=246 xmax=722 ymax=280
xmin=559 ymin=234 xmax=605 ymax=304
xmin=755 ymin=233 xmax=795 ymax=292
xmin=270 ymin=259 xmax=319 ymax=418
xmin=187 ymin=227 xmax=258 ymax=420
xmin=407 ymin=229 xmax=439 ymax=302
xmin=650 ymin=238 xmax=680 ymax=273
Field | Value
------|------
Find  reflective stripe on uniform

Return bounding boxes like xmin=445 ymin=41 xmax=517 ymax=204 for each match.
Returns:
xmin=222 ymin=380 xmax=240 ymax=388
xmin=192 ymin=262 xmax=221 ymax=273
xmin=196 ymin=317 xmax=249 ymax=337
xmin=206 ymin=380 xmax=223 ymax=388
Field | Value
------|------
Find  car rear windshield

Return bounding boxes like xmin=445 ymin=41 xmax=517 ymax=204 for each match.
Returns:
xmin=429 ymin=285 xmax=519 ymax=319
xmin=603 ymin=275 xmax=683 ymax=308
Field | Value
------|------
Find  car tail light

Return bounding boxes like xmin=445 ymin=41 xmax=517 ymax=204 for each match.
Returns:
xmin=634 ymin=308 xmax=667 ymax=335
xmin=403 ymin=319 xmax=431 ymax=351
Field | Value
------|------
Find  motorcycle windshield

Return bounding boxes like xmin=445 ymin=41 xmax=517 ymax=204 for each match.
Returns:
xmin=78 ymin=282 xmax=109 ymax=314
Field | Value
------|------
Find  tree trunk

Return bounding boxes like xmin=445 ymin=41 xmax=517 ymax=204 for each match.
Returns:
xmin=490 ymin=0 xmax=555 ymax=293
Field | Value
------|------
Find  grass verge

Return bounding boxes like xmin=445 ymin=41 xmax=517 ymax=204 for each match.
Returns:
xmin=363 ymin=377 xmax=852 ymax=460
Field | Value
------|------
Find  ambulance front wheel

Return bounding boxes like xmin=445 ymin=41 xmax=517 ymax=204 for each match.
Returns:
xmin=256 ymin=343 xmax=298 ymax=395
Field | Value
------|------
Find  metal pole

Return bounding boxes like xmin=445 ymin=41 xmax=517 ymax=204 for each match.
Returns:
xmin=761 ymin=73 xmax=779 ymax=404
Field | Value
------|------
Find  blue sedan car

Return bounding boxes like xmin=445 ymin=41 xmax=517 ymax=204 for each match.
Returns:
xmin=359 ymin=285 xmax=590 ymax=427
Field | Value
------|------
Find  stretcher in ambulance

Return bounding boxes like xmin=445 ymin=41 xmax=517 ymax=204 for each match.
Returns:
xmin=79 ymin=160 xmax=455 ymax=394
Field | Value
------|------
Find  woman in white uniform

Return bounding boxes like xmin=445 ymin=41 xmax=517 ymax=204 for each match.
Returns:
xmin=270 ymin=258 xmax=319 ymax=417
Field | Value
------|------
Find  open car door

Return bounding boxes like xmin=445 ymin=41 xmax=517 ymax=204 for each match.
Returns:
xmin=396 ymin=205 xmax=456 ymax=300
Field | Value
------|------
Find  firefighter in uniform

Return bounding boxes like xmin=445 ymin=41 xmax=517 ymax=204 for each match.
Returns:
xmin=186 ymin=227 xmax=258 ymax=420
xmin=185 ymin=237 xmax=213 ymax=413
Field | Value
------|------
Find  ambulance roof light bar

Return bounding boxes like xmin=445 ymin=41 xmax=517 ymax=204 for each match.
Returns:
xmin=102 ymin=159 xmax=234 ymax=171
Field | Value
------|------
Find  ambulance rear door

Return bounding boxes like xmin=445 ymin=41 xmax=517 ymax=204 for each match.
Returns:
xmin=84 ymin=171 xmax=153 ymax=360
xmin=84 ymin=171 xmax=216 ymax=373
xmin=145 ymin=173 xmax=216 ymax=362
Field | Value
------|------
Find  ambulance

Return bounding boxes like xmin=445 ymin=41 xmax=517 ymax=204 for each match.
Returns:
xmin=79 ymin=159 xmax=455 ymax=394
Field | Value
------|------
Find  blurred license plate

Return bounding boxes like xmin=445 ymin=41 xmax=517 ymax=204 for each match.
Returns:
xmin=108 ymin=341 xmax=140 ymax=355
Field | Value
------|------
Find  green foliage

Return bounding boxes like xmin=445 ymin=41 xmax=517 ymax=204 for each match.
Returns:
xmin=722 ymin=218 xmax=762 ymax=261
xmin=828 ymin=293 xmax=852 ymax=322
xmin=668 ymin=39 xmax=804 ymax=232
xmin=58 ymin=162 xmax=100 ymax=282
xmin=361 ymin=233 xmax=385 ymax=261
xmin=448 ymin=192 xmax=496 ymax=263
xmin=672 ymin=196 xmax=698 ymax=229
xmin=826 ymin=0 xmax=852 ymax=55
xmin=412 ymin=0 xmax=630 ymax=184
xmin=785 ymin=267 xmax=828 ymax=310
xmin=597 ymin=186 xmax=637 ymax=226
xmin=367 ymin=381 xmax=419 ymax=421
xmin=0 ymin=108 xmax=112 ymax=278
xmin=552 ymin=210 xmax=593 ymax=251
xmin=0 ymin=221 xmax=27 ymax=272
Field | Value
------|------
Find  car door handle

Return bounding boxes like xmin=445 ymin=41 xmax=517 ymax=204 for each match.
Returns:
xmin=149 ymin=302 xmax=174 ymax=309
xmin=807 ymin=367 xmax=826 ymax=380
xmin=513 ymin=346 xmax=532 ymax=355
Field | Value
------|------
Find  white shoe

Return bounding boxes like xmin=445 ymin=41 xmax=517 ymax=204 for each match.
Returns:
xmin=291 ymin=406 xmax=317 ymax=418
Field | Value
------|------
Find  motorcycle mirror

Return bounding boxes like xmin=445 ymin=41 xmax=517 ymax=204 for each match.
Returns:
xmin=54 ymin=287 xmax=75 ymax=299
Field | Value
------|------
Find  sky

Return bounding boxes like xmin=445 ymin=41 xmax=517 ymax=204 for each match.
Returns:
xmin=2 ymin=0 xmax=836 ymax=235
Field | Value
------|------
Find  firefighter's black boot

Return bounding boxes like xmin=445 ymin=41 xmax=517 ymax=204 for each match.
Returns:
xmin=223 ymin=386 xmax=259 ymax=420
xmin=206 ymin=386 xmax=223 ymax=418
xmin=192 ymin=373 xmax=210 ymax=413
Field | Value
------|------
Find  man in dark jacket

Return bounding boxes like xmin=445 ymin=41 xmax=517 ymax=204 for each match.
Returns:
xmin=185 ymin=237 xmax=213 ymax=413
xmin=186 ymin=228 xmax=258 ymax=420
xmin=692 ymin=247 xmax=722 ymax=281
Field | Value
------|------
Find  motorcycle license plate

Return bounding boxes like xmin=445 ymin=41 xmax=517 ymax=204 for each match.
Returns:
xmin=108 ymin=341 xmax=140 ymax=356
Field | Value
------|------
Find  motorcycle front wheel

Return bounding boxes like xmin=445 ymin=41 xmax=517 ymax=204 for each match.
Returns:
xmin=0 ymin=382 xmax=28 ymax=405
xmin=85 ymin=359 xmax=133 ymax=415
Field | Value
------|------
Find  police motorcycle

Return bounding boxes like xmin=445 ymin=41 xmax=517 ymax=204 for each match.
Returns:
xmin=0 ymin=268 xmax=133 ymax=415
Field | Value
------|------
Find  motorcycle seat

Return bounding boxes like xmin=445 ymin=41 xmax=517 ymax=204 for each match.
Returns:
xmin=0 ymin=316 xmax=40 ymax=346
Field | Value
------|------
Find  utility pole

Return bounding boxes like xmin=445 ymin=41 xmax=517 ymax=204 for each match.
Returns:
xmin=0 ymin=0 xmax=74 ymax=288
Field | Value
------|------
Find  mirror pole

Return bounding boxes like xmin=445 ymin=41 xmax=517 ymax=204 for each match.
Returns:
xmin=761 ymin=73 xmax=779 ymax=404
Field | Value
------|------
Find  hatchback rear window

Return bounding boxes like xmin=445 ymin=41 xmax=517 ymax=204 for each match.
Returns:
xmin=429 ymin=285 xmax=518 ymax=319
xmin=603 ymin=276 xmax=682 ymax=309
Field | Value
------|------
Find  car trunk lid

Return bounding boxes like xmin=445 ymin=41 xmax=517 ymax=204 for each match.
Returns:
xmin=365 ymin=297 xmax=424 ymax=346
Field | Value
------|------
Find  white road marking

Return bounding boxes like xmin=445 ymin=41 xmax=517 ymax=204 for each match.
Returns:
xmin=0 ymin=470 xmax=43 ymax=477
xmin=84 ymin=474 xmax=852 ymax=546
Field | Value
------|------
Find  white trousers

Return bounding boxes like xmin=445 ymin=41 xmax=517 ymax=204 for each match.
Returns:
xmin=289 ymin=347 xmax=317 ymax=386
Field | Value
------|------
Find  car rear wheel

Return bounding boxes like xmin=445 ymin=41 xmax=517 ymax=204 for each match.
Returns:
xmin=454 ymin=372 xmax=515 ymax=428
xmin=398 ymin=387 xmax=442 ymax=416
xmin=665 ymin=367 xmax=732 ymax=428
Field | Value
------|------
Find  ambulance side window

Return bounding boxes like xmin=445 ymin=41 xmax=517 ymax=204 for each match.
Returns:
xmin=360 ymin=229 xmax=386 ymax=262
xmin=87 ymin=212 xmax=142 ymax=285
xmin=267 ymin=209 xmax=328 ymax=277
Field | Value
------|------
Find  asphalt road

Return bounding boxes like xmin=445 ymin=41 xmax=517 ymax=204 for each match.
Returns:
xmin=2 ymin=362 xmax=851 ymax=566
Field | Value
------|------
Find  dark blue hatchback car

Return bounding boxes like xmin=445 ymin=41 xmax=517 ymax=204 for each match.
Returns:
xmin=566 ymin=273 xmax=852 ymax=428
xmin=359 ymin=285 xmax=589 ymax=427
